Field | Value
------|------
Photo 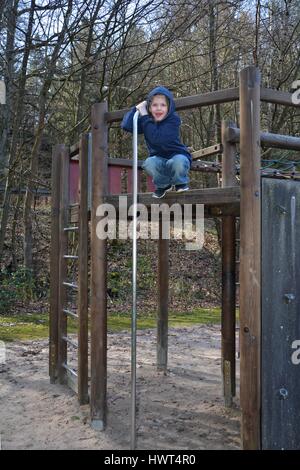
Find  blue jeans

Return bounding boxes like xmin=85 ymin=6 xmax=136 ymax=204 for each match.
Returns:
xmin=142 ymin=154 xmax=190 ymax=189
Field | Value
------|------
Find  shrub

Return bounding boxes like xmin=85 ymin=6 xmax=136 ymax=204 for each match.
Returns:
xmin=0 ymin=267 xmax=36 ymax=314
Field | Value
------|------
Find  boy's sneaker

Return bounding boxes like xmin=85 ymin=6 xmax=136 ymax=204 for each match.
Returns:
xmin=152 ymin=185 xmax=173 ymax=199
xmin=175 ymin=184 xmax=189 ymax=192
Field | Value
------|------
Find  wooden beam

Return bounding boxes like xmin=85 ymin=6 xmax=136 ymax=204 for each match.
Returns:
xmin=191 ymin=144 xmax=222 ymax=160
xmin=157 ymin=217 xmax=169 ymax=372
xmin=78 ymin=133 xmax=89 ymax=405
xmin=227 ymin=126 xmax=300 ymax=151
xmin=221 ymin=120 xmax=237 ymax=408
xmin=239 ymin=66 xmax=261 ymax=450
xmin=104 ymin=186 xmax=240 ymax=208
xmin=108 ymin=156 xmax=223 ymax=174
xmin=49 ymin=144 xmax=62 ymax=383
xmin=90 ymin=102 xmax=108 ymax=430
xmin=191 ymin=160 xmax=221 ymax=173
xmin=105 ymin=88 xmax=240 ymax=123
xmin=108 ymin=157 xmax=144 ymax=169
xmin=70 ymin=141 xmax=80 ymax=157
xmin=260 ymin=87 xmax=299 ymax=108
xmin=69 ymin=187 xmax=241 ymax=222
xmin=105 ymin=87 xmax=298 ymax=123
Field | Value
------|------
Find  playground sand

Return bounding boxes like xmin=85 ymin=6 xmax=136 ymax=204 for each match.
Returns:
xmin=0 ymin=324 xmax=240 ymax=450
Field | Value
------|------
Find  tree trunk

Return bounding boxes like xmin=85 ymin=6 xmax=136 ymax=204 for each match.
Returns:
xmin=0 ymin=0 xmax=15 ymax=179
xmin=0 ymin=0 xmax=34 ymax=260
xmin=23 ymin=0 xmax=73 ymax=270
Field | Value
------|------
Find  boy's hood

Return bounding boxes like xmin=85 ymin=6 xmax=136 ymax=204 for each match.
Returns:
xmin=147 ymin=86 xmax=175 ymax=118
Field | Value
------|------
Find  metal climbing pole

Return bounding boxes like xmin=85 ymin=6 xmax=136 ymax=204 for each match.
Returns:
xmin=131 ymin=110 xmax=139 ymax=449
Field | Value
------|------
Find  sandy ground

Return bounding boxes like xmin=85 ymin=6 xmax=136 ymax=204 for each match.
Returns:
xmin=0 ymin=325 xmax=241 ymax=450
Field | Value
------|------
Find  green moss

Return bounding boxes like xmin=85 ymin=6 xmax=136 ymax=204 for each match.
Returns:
xmin=0 ymin=308 xmax=239 ymax=342
xmin=0 ymin=314 xmax=77 ymax=342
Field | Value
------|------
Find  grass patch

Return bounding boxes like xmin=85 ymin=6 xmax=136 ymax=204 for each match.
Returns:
xmin=0 ymin=308 xmax=238 ymax=342
xmin=0 ymin=314 xmax=77 ymax=342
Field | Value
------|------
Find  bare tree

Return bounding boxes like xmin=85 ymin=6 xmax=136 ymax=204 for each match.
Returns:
xmin=23 ymin=0 xmax=74 ymax=270
xmin=0 ymin=0 xmax=34 ymax=259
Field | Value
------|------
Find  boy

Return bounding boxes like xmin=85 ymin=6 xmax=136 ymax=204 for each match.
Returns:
xmin=121 ymin=86 xmax=191 ymax=198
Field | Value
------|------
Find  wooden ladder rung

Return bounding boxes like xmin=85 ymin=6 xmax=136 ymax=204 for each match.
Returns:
xmin=62 ymin=363 xmax=78 ymax=377
xmin=63 ymin=281 xmax=78 ymax=290
xmin=63 ymin=308 xmax=78 ymax=319
xmin=62 ymin=336 xmax=78 ymax=348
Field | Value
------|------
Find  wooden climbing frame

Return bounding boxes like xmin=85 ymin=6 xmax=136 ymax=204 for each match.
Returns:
xmin=50 ymin=65 xmax=300 ymax=449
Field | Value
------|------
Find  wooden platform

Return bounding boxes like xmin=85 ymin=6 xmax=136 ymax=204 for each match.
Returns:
xmin=70 ymin=187 xmax=240 ymax=223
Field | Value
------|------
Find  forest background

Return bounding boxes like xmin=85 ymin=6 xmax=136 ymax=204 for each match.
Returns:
xmin=0 ymin=0 xmax=299 ymax=322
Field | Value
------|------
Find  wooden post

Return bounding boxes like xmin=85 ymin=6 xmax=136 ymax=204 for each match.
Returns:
xmin=157 ymin=217 xmax=169 ymax=372
xmin=49 ymin=144 xmax=62 ymax=383
xmin=239 ymin=66 xmax=261 ymax=449
xmin=221 ymin=120 xmax=237 ymax=407
xmin=90 ymin=102 xmax=108 ymax=430
xmin=57 ymin=145 xmax=70 ymax=384
xmin=78 ymin=133 xmax=89 ymax=405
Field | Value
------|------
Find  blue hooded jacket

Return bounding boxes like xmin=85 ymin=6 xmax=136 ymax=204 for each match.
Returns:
xmin=121 ymin=86 xmax=192 ymax=165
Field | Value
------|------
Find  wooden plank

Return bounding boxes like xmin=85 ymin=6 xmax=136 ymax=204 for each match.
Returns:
xmin=90 ymin=102 xmax=108 ymax=430
xmin=57 ymin=145 xmax=70 ymax=385
xmin=227 ymin=126 xmax=300 ymax=151
xmin=157 ymin=217 xmax=169 ymax=372
xmin=108 ymin=167 xmax=122 ymax=194
xmin=104 ymin=186 xmax=240 ymax=208
xmin=191 ymin=144 xmax=222 ymax=160
xmin=108 ymin=157 xmax=143 ymax=169
xmin=49 ymin=144 xmax=62 ymax=383
xmin=239 ymin=66 xmax=261 ymax=449
xmin=221 ymin=120 xmax=237 ymax=408
xmin=70 ymin=141 xmax=80 ymax=157
xmin=261 ymin=87 xmax=299 ymax=108
xmin=191 ymin=160 xmax=221 ymax=173
xmin=262 ymin=178 xmax=300 ymax=449
xmin=69 ymin=160 xmax=80 ymax=203
xmin=78 ymin=133 xmax=89 ymax=405
xmin=105 ymin=88 xmax=240 ymax=123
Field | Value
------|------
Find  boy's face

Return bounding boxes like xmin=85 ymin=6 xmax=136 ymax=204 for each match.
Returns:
xmin=149 ymin=95 xmax=168 ymax=122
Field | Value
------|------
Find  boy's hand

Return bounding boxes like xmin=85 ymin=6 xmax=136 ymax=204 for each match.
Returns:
xmin=136 ymin=100 xmax=148 ymax=116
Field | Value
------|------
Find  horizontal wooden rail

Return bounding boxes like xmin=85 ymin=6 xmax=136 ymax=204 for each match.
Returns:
xmin=105 ymin=87 xmax=298 ymax=124
xmin=105 ymin=88 xmax=240 ymax=123
xmin=260 ymin=87 xmax=299 ymax=107
xmin=104 ymin=186 xmax=239 ymax=205
xmin=105 ymin=187 xmax=240 ymax=217
xmin=227 ymin=126 xmax=300 ymax=151
xmin=108 ymin=157 xmax=144 ymax=169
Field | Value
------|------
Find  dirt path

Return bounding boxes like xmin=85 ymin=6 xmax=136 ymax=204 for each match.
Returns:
xmin=0 ymin=324 xmax=240 ymax=450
